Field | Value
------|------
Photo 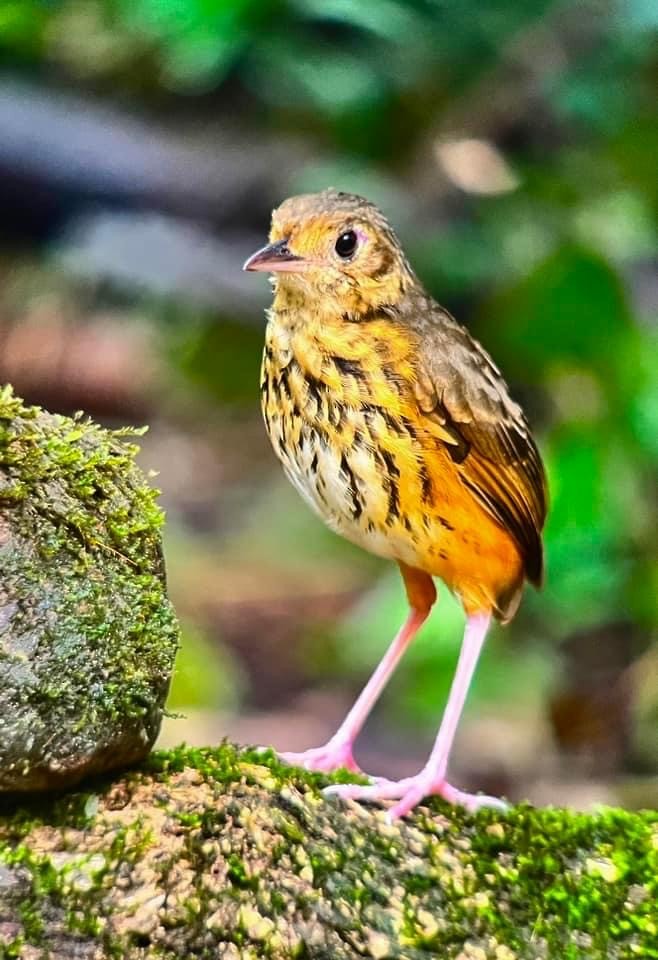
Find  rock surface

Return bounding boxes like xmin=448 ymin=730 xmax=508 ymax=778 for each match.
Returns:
xmin=0 ymin=387 xmax=179 ymax=791
xmin=0 ymin=744 xmax=656 ymax=959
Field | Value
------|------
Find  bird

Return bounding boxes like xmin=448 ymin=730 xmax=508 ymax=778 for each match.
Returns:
xmin=243 ymin=189 xmax=548 ymax=819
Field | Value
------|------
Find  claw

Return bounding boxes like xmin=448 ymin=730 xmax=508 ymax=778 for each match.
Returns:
xmin=324 ymin=777 xmax=411 ymax=802
xmin=324 ymin=774 xmax=509 ymax=819
xmin=439 ymin=782 xmax=510 ymax=814
xmin=278 ymin=740 xmax=361 ymax=774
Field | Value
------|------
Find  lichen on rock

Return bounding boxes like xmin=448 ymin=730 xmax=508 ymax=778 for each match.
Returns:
xmin=0 ymin=386 xmax=180 ymax=792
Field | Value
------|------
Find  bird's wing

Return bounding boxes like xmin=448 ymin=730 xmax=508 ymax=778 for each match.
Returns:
xmin=412 ymin=307 xmax=547 ymax=584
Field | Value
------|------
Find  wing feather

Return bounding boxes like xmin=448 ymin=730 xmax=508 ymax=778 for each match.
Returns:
xmin=411 ymin=305 xmax=547 ymax=585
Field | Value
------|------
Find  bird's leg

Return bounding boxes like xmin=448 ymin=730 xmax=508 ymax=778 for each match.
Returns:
xmin=278 ymin=608 xmax=428 ymax=773
xmin=326 ymin=611 xmax=508 ymax=816
xmin=278 ymin=565 xmax=436 ymax=775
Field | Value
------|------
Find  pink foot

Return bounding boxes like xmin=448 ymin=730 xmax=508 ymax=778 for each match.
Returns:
xmin=278 ymin=739 xmax=361 ymax=774
xmin=324 ymin=774 xmax=509 ymax=819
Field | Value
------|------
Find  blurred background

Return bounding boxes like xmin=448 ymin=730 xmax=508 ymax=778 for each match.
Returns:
xmin=0 ymin=0 xmax=656 ymax=809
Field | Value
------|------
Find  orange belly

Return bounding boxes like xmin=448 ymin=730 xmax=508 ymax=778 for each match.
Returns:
xmin=400 ymin=445 xmax=525 ymax=619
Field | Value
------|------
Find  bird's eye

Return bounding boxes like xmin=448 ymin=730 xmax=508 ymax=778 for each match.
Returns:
xmin=335 ymin=230 xmax=358 ymax=259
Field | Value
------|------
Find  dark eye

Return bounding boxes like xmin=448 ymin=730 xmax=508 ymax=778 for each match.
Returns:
xmin=335 ymin=230 xmax=358 ymax=259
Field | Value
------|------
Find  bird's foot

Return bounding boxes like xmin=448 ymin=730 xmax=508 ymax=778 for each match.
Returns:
xmin=278 ymin=739 xmax=361 ymax=774
xmin=324 ymin=773 xmax=509 ymax=820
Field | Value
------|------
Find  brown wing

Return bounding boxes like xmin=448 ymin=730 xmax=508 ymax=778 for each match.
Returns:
xmin=411 ymin=305 xmax=547 ymax=585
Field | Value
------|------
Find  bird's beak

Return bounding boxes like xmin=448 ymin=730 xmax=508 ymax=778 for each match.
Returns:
xmin=242 ymin=238 xmax=309 ymax=273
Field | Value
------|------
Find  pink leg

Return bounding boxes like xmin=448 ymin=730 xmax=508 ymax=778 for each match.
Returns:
xmin=326 ymin=613 xmax=508 ymax=816
xmin=279 ymin=608 xmax=429 ymax=774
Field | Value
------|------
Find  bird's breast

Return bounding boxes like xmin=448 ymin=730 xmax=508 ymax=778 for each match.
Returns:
xmin=260 ymin=315 xmax=526 ymax=616
xmin=260 ymin=319 xmax=444 ymax=567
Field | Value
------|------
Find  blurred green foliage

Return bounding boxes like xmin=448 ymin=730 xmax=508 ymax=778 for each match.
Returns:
xmin=167 ymin=622 xmax=244 ymax=712
xmin=0 ymin=0 xmax=656 ymax=755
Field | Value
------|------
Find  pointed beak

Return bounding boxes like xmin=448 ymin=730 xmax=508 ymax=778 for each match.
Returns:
xmin=242 ymin=238 xmax=308 ymax=273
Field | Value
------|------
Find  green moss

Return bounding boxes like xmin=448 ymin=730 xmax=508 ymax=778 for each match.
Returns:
xmin=138 ymin=745 xmax=658 ymax=956
xmin=0 ymin=744 xmax=658 ymax=960
xmin=0 ymin=386 xmax=180 ymax=791
xmin=147 ymin=742 xmax=367 ymax=791
xmin=1 ymin=748 xmax=656 ymax=956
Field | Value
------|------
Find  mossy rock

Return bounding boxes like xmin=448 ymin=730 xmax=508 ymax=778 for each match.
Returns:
xmin=0 ymin=744 xmax=656 ymax=958
xmin=0 ymin=386 xmax=180 ymax=792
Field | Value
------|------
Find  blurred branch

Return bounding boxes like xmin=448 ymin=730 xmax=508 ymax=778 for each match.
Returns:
xmin=0 ymin=75 xmax=297 ymax=221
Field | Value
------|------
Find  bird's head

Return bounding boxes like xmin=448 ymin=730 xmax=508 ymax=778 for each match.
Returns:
xmin=243 ymin=189 xmax=415 ymax=318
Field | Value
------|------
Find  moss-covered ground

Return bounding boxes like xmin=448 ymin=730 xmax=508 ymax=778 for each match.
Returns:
xmin=0 ymin=742 xmax=655 ymax=959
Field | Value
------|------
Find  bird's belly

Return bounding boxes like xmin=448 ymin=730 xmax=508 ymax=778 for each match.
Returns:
xmin=264 ymin=404 xmax=437 ymax=568
xmin=263 ymin=378 xmax=525 ymax=619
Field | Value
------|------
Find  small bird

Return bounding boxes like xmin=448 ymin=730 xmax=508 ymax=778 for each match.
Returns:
xmin=243 ymin=189 xmax=547 ymax=818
